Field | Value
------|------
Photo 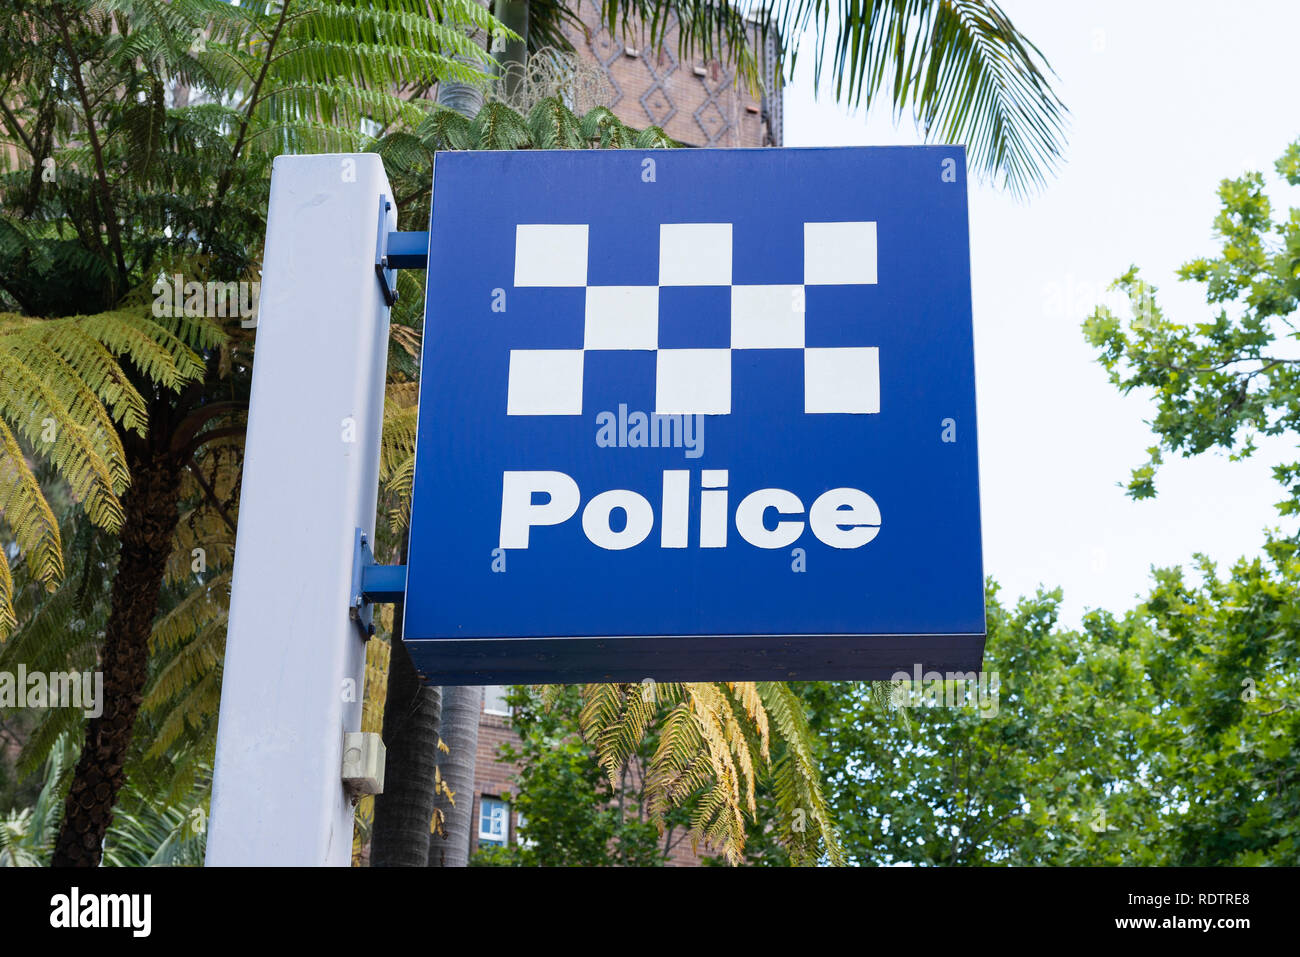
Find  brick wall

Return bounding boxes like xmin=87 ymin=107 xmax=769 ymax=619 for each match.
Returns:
xmin=470 ymin=709 xmax=519 ymax=844
xmin=471 ymin=690 xmax=715 ymax=865
xmin=559 ymin=0 xmax=781 ymax=148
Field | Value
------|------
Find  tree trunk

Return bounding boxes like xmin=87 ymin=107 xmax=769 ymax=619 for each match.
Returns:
xmin=435 ymin=0 xmax=492 ymax=116
xmin=422 ymin=13 xmax=494 ymax=867
xmin=496 ymin=0 xmax=530 ymax=102
xmin=370 ymin=630 xmax=442 ymax=866
xmin=429 ymin=685 xmax=481 ymax=867
xmin=52 ymin=436 xmax=182 ymax=866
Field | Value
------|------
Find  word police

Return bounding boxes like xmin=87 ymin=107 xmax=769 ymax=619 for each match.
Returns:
xmin=500 ymin=469 xmax=881 ymax=551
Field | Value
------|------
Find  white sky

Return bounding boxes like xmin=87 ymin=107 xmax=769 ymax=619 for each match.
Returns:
xmin=781 ymin=0 xmax=1300 ymax=625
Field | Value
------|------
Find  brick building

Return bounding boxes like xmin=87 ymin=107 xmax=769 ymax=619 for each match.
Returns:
xmin=552 ymin=0 xmax=782 ymax=148
xmin=470 ymin=687 xmax=712 ymax=865
xmin=466 ymin=6 xmax=782 ymax=866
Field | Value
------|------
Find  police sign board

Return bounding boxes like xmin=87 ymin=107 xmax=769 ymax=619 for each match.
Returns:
xmin=403 ymin=146 xmax=984 ymax=684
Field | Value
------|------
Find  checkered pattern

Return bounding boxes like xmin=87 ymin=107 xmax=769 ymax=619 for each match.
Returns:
xmin=507 ymin=222 xmax=880 ymax=415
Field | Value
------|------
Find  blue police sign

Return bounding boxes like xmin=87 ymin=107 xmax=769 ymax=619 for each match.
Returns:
xmin=403 ymin=146 xmax=984 ymax=683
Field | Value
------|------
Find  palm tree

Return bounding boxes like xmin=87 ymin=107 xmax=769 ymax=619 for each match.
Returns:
xmin=0 ymin=732 xmax=208 ymax=866
xmin=0 ymin=308 xmax=207 ymax=635
xmin=423 ymin=5 xmax=491 ymax=869
xmin=498 ymin=0 xmax=1066 ymax=195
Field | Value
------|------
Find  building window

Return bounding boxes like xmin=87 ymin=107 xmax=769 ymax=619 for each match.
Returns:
xmin=484 ymin=686 xmax=511 ymax=716
xmin=479 ymin=797 xmax=508 ymax=846
xmin=516 ymin=810 xmax=535 ymax=850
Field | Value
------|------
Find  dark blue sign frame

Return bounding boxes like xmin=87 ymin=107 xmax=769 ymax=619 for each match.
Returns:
xmin=403 ymin=146 xmax=985 ymax=684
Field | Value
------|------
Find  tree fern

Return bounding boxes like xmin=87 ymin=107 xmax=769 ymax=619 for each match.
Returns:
xmin=571 ymin=680 xmax=842 ymax=863
xmin=0 ymin=0 xmax=517 ymax=864
xmin=0 ymin=730 xmax=73 ymax=866
xmin=757 ymin=680 xmax=844 ymax=865
xmin=0 ymin=306 xmax=210 ymax=635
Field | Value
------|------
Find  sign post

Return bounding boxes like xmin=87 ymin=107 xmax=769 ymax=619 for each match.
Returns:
xmin=206 ymin=154 xmax=395 ymax=865
xmin=207 ymin=146 xmax=985 ymax=863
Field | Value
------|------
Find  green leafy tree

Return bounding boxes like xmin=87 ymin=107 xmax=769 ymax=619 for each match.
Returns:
xmin=1136 ymin=544 xmax=1300 ymax=865
xmin=473 ymin=686 xmax=671 ymax=866
xmin=0 ymin=309 xmax=204 ymax=633
xmin=0 ymin=731 xmax=72 ymax=866
xmin=1076 ymin=138 xmax=1300 ymax=864
xmin=805 ymin=570 xmax=1299 ymax=866
xmin=471 ymin=686 xmax=805 ymax=866
xmin=1083 ymin=137 xmax=1300 ymax=512
xmin=0 ymin=731 xmax=207 ymax=866
xmin=802 ymin=583 xmax=1160 ymax=865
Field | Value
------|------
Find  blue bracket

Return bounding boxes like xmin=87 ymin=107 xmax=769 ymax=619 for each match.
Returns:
xmin=349 ymin=528 xmax=407 ymax=639
xmin=385 ymin=230 xmax=429 ymax=269
xmin=375 ymin=196 xmax=430 ymax=306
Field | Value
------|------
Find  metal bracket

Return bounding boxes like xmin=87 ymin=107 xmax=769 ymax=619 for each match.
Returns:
xmin=349 ymin=528 xmax=407 ymax=639
xmin=385 ymin=230 xmax=429 ymax=269
xmin=375 ymin=198 xmax=430 ymax=306
xmin=374 ymin=196 xmax=398 ymax=306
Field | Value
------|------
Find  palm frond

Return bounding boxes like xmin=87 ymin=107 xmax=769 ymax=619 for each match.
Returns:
xmin=598 ymin=0 xmax=1066 ymax=194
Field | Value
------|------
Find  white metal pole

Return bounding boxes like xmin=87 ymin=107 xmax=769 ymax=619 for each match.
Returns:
xmin=206 ymin=154 xmax=394 ymax=865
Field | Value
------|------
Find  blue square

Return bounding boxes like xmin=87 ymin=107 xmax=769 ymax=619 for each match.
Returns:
xmin=583 ymin=351 xmax=656 ymax=421
xmin=500 ymin=287 xmax=585 ymax=350
xmin=803 ymin=286 xmax=883 ymax=348
xmin=657 ymin=286 xmax=730 ymax=349
xmin=587 ymin=221 xmax=659 ymax=286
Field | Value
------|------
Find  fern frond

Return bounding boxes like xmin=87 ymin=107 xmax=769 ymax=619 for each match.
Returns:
xmin=149 ymin=571 xmax=231 ymax=654
xmin=729 ymin=680 xmax=770 ymax=762
xmin=77 ymin=309 xmax=206 ymax=390
xmin=144 ymin=614 xmax=227 ymax=714
xmin=144 ymin=667 xmax=222 ymax=761
xmin=0 ymin=417 xmax=65 ymax=594
xmin=0 ymin=540 xmax=13 ymax=636
xmin=526 ymin=97 xmax=583 ymax=149
xmin=757 ymin=681 xmax=845 ymax=865
xmin=592 ymin=684 xmax=656 ymax=789
xmin=380 ymin=405 xmax=419 ymax=482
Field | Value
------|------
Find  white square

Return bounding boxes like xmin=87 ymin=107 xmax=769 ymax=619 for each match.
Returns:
xmin=515 ymin=225 xmax=588 ymax=287
xmin=804 ymin=222 xmax=877 ymax=285
xmin=731 ymin=285 xmax=805 ymax=348
xmin=804 ymin=347 xmax=879 ymax=414
xmin=659 ymin=223 xmax=732 ymax=286
xmin=584 ymin=286 xmax=659 ymax=350
xmin=507 ymin=349 xmax=584 ymax=415
xmin=656 ymin=349 xmax=731 ymax=415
